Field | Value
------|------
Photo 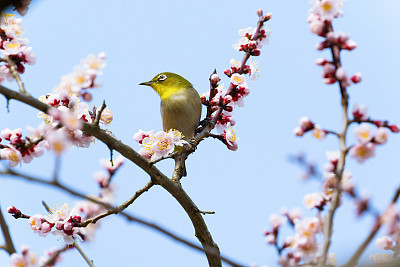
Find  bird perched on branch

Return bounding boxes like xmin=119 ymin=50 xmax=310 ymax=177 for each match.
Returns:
xmin=139 ymin=72 xmax=202 ymax=176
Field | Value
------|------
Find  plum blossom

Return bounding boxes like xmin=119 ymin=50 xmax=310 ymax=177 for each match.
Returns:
xmin=303 ymin=192 xmax=325 ymax=210
xmin=223 ymin=123 xmax=238 ymax=151
xmin=376 ymin=236 xmax=394 ymax=250
xmin=354 ymin=124 xmax=373 ymax=143
xmin=352 ymin=104 xmax=368 ymax=121
xmin=309 ymin=0 xmax=344 ymax=21
xmin=375 ymin=127 xmax=389 ymax=144
xmin=350 ymin=142 xmax=375 ymax=163
xmin=135 ymin=129 xmax=184 ymax=161
xmin=9 ymin=246 xmax=38 ymax=267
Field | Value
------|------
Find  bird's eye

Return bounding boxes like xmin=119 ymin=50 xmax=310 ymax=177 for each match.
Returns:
xmin=158 ymin=74 xmax=167 ymax=81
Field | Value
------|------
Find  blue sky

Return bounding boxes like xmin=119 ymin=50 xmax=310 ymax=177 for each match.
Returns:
xmin=1 ymin=0 xmax=400 ymax=266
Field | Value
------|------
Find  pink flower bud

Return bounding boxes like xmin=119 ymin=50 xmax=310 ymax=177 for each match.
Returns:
xmin=389 ymin=125 xmax=400 ymax=133
xmin=251 ymin=49 xmax=261 ymax=56
xmin=264 ymin=13 xmax=272 ymax=21
xmin=323 ymin=77 xmax=337 ymax=84
xmin=82 ymin=92 xmax=93 ymax=102
xmin=294 ymin=126 xmax=305 ymax=137
xmin=227 ymin=142 xmax=238 ymax=151
xmin=223 ymin=95 xmax=232 ymax=104
xmin=224 ymin=105 xmax=233 ymax=112
xmin=64 ymin=221 xmax=74 ymax=231
xmin=335 ymin=67 xmax=347 ymax=81
xmin=257 ymin=9 xmax=263 ymax=17
xmin=315 ymin=58 xmax=328 ymax=66
xmin=55 ymin=221 xmax=64 ymax=230
xmin=316 ymin=40 xmax=329 ymax=50
xmin=342 ymin=40 xmax=357 ymax=50
xmin=41 ymin=222 xmax=53 ymax=233
xmin=210 ymin=74 xmax=220 ymax=85
xmin=224 ymin=69 xmax=231 ymax=77
xmin=7 ymin=206 xmax=19 ymax=214
xmin=350 ymin=72 xmax=362 ymax=83
xmin=372 ymin=120 xmax=383 ymax=127
xmin=210 ymin=97 xmax=220 ymax=106
xmin=310 ymin=20 xmax=324 ymax=36
xmin=337 ymin=32 xmax=350 ymax=44
xmin=211 ymin=106 xmax=219 ymax=112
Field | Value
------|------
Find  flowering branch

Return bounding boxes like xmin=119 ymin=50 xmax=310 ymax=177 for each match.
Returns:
xmin=39 ymin=245 xmax=69 ymax=267
xmin=319 ymin=22 xmax=351 ymax=267
xmin=77 ymin=180 xmax=154 ymax=227
xmin=1 ymin=168 xmax=244 ymax=266
xmin=343 ymin=186 xmax=400 ymax=267
xmin=0 ymin=205 xmax=16 ymax=255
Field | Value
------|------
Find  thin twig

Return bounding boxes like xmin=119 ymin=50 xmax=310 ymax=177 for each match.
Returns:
xmin=77 ymin=180 xmax=154 ymax=226
xmin=94 ymin=100 xmax=106 ymax=126
xmin=5 ymin=56 xmax=27 ymax=94
xmin=0 ymin=205 xmax=16 ymax=255
xmin=73 ymin=242 xmax=94 ymax=267
xmin=343 ymin=185 xmax=400 ymax=267
xmin=39 ymin=245 xmax=69 ymax=267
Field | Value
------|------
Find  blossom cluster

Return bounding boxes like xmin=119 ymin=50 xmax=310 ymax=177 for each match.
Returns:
xmin=37 ymin=90 xmax=113 ymax=149
xmin=308 ymin=0 xmax=360 ymax=87
xmin=52 ymin=52 xmax=106 ymax=101
xmin=370 ymin=205 xmax=400 ymax=264
xmin=0 ymin=127 xmax=47 ymax=167
xmin=134 ymin=129 xmax=184 ymax=161
xmin=0 ymin=13 xmax=35 ymax=83
xmin=9 ymin=245 xmax=62 ymax=267
xmin=7 ymin=156 xmax=121 ymax=246
xmin=198 ymin=11 xmax=271 ymax=151
xmin=264 ymin=208 xmax=336 ymax=266
xmin=294 ymin=108 xmax=399 ymax=164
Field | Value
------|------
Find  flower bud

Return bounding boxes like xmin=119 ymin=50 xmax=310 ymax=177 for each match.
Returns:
xmin=224 ymin=68 xmax=232 ymax=77
xmin=389 ymin=124 xmax=400 ymax=133
xmin=210 ymin=74 xmax=220 ymax=85
xmin=7 ymin=206 xmax=20 ymax=214
xmin=224 ymin=105 xmax=233 ymax=112
xmin=82 ymin=92 xmax=93 ymax=102
xmin=257 ymin=9 xmax=263 ymax=17
xmin=350 ymin=73 xmax=362 ymax=83
xmin=251 ymin=49 xmax=261 ymax=56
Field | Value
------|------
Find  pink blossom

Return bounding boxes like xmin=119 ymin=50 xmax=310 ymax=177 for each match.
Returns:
xmin=350 ymin=142 xmax=376 ymax=163
xmin=269 ymin=213 xmax=286 ymax=228
xmin=352 ymin=104 xmax=368 ymax=121
xmin=375 ymin=127 xmax=389 ymax=144
xmin=376 ymin=236 xmax=394 ymax=250
xmin=303 ymin=192 xmax=325 ymax=209
xmin=354 ymin=124 xmax=373 ymax=143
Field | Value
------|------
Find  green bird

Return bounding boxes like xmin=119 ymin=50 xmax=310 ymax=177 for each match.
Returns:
xmin=139 ymin=72 xmax=202 ymax=176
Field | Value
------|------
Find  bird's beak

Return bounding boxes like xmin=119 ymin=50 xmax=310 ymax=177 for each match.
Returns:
xmin=139 ymin=80 xmax=155 ymax=86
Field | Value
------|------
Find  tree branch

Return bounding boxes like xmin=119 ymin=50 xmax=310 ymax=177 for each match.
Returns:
xmin=342 ymin=185 xmax=400 ymax=267
xmin=0 ymin=205 xmax=16 ymax=255
xmin=319 ymin=21 xmax=351 ymax=266
xmin=0 ymin=168 xmax=244 ymax=266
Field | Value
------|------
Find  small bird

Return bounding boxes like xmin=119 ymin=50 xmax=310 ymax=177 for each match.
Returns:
xmin=139 ymin=72 xmax=202 ymax=176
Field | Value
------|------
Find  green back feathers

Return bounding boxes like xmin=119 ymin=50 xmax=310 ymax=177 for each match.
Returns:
xmin=148 ymin=72 xmax=193 ymax=100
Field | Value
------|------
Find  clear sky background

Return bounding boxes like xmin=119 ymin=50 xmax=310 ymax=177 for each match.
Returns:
xmin=1 ymin=0 xmax=400 ymax=266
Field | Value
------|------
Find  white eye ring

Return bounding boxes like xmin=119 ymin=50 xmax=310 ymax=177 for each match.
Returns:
xmin=158 ymin=74 xmax=167 ymax=81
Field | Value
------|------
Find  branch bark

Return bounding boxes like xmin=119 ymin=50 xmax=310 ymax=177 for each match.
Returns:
xmin=0 ymin=205 xmax=16 ymax=255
